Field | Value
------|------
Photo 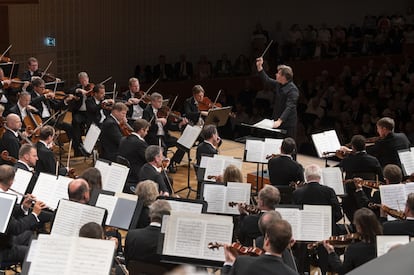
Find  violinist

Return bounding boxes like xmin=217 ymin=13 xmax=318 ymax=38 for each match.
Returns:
xmin=86 ymin=84 xmax=113 ymax=128
xmin=100 ymin=102 xmax=128 ymax=162
xmin=323 ymin=208 xmax=382 ymax=275
xmin=123 ymin=77 xmax=147 ymax=123
xmin=0 ymin=114 xmax=26 ymax=165
xmin=8 ymin=92 xmax=32 ymax=128
xmin=196 ymin=125 xmax=220 ymax=165
xmin=35 ymin=125 xmax=68 ymax=176
xmin=366 ymin=117 xmax=410 ymax=170
xmin=383 ymin=193 xmax=414 ymax=237
xmin=20 ymin=57 xmax=42 ymax=84
xmin=183 ymin=85 xmax=209 ymax=125
xmin=222 ymin=219 xmax=297 ymax=275
xmin=0 ymin=68 xmax=12 ymax=111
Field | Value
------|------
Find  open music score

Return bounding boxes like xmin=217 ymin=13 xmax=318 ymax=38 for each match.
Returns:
xmin=376 ymin=235 xmax=410 ymax=257
xmin=201 ymin=155 xmax=243 ymax=182
xmin=398 ymin=147 xmax=414 ymax=176
xmin=5 ymin=168 xmax=33 ymax=204
xmin=0 ymin=192 xmax=17 ymax=234
xmin=31 ymin=173 xmax=72 ymax=211
xmin=311 ymin=130 xmax=341 ymax=158
xmin=244 ymin=138 xmax=283 ymax=163
xmin=379 ymin=182 xmax=414 ymax=221
xmin=320 ymin=167 xmax=345 ymax=196
xmin=94 ymin=159 xmax=129 ymax=193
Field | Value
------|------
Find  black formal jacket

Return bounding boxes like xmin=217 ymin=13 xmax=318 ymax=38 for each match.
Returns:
xmin=259 ymin=70 xmax=299 ymax=131
xmin=100 ymin=115 xmax=123 ymax=162
xmin=366 ymin=132 xmax=410 ymax=169
xmin=138 ymin=163 xmax=169 ymax=193
xmin=123 ymin=90 xmax=147 ymax=119
xmin=383 ymin=219 xmax=414 ymax=237
xmin=0 ymin=129 xmax=20 ymax=165
xmin=183 ymin=96 xmax=200 ymax=124
xmin=124 ymin=225 xmax=161 ymax=266
xmin=196 ymin=141 xmax=218 ymax=165
xmin=327 ymin=241 xmax=376 ymax=275
xmin=339 ymin=151 xmax=383 ymax=180
xmin=268 ymin=155 xmax=304 ymax=186
xmin=30 ymin=91 xmax=64 ymax=117
xmin=222 ymin=254 xmax=298 ymax=275
xmin=85 ymin=96 xmax=111 ymax=127
xmin=238 ymin=213 xmax=263 ymax=247
xmin=174 ymin=61 xmax=193 ymax=80
xmin=118 ymin=134 xmax=148 ymax=184
xmin=35 ymin=141 xmax=67 ymax=176
xmin=142 ymin=105 xmax=180 ymax=146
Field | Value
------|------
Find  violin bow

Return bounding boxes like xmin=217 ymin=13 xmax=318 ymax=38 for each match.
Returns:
xmin=212 ymin=90 xmax=222 ymax=109
xmin=144 ymin=77 xmax=160 ymax=96
xmin=32 ymin=110 xmax=61 ymax=134
xmin=40 ymin=61 xmax=53 ymax=79
xmin=99 ymin=76 xmax=113 ymax=85
xmin=112 ymin=82 xmax=117 ymax=101
xmin=260 ymin=40 xmax=273 ymax=58
xmin=67 ymin=140 xmax=72 ymax=169
xmin=0 ymin=44 xmax=12 ymax=61
xmin=9 ymin=61 xmax=15 ymax=79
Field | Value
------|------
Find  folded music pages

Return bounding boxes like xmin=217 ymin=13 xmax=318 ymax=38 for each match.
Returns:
xmin=51 ymin=199 xmax=107 ymax=236
xmin=245 ymin=138 xmax=283 ymax=163
xmin=0 ymin=192 xmax=17 ymax=234
xmin=24 ymin=234 xmax=115 ymax=275
xmin=376 ymin=235 xmax=410 ymax=257
xmin=177 ymin=125 xmax=202 ymax=150
xmin=162 ymin=212 xmax=233 ymax=263
xmin=95 ymin=159 xmax=129 ymax=193
xmin=398 ymin=148 xmax=414 ymax=176
xmin=83 ymin=123 xmax=101 ymax=154
xmin=203 ymin=155 xmax=243 ymax=182
xmin=94 ymin=192 xmax=138 ymax=230
xmin=202 ymin=182 xmax=251 ymax=214
xmin=276 ymin=204 xmax=332 ymax=241
xmin=320 ymin=167 xmax=345 ymax=195
xmin=31 ymin=173 xmax=72 ymax=211
xmin=379 ymin=182 xmax=414 ymax=220
xmin=311 ymin=129 xmax=341 ymax=158
xmin=240 ymin=119 xmax=287 ymax=134
xmin=6 ymin=168 xmax=33 ymax=204
xmin=158 ymin=196 xmax=207 ymax=213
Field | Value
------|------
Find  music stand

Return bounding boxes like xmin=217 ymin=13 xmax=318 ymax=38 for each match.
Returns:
xmin=204 ymin=106 xmax=232 ymax=127
xmin=174 ymin=125 xmax=202 ymax=198
xmin=80 ymin=124 xmax=101 ymax=160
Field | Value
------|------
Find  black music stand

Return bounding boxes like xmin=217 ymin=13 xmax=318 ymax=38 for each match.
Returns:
xmin=204 ymin=106 xmax=232 ymax=127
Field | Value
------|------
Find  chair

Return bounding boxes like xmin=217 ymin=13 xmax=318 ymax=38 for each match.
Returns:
xmin=127 ymin=260 xmax=168 ymax=275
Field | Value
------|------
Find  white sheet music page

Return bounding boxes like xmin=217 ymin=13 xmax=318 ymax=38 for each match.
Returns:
xmin=321 ymin=167 xmax=345 ymax=195
xmin=376 ymin=235 xmax=410 ymax=257
xmin=7 ymin=168 xmax=33 ymax=203
xmin=203 ymin=184 xmax=226 ymax=213
xmin=253 ymin=119 xmax=274 ymax=129
xmin=224 ymin=182 xmax=251 ymax=215
xmin=379 ymin=184 xmax=407 ymax=221
xmin=199 ymin=156 xmax=212 ymax=169
xmin=95 ymin=194 xmax=118 ymax=225
xmin=83 ymin=123 xmax=101 ymax=154
xmin=51 ymin=199 xmax=107 ymax=236
xmin=178 ymin=125 xmax=202 ymax=150
xmin=245 ymin=139 xmax=264 ymax=163
xmin=0 ymin=192 xmax=17 ymax=233
xmin=94 ymin=159 xmax=110 ymax=185
xmin=311 ymin=130 xmax=341 ymax=158
xmin=167 ymin=200 xmax=203 ymax=213
xmin=398 ymin=148 xmax=414 ymax=176
xmin=303 ymin=205 xmax=332 ymax=240
xmin=31 ymin=173 xmax=71 ymax=210
xmin=276 ymin=208 xmax=301 ymax=240
xmin=163 ymin=212 xmax=233 ymax=262
xmin=104 ymin=162 xmax=129 ymax=193
xmin=264 ymin=138 xmax=283 ymax=157
xmin=204 ymin=158 xmax=224 ymax=181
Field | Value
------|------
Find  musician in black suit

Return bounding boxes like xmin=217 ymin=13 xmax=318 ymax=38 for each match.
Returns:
xmin=125 ymin=200 xmax=175 ymax=270
xmin=35 ymin=125 xmax=67 ymax=176
xmin=20 ymin=57 xmax=42 ymax=83
xmin=14 ymin=144 xmax=37 ymax=171
xmin=222 ymin=219 xmax=297 ymax=275
xmin=238 ymin=185 xmax=281 ymax=246
xmin=0 ymin=165 xmax=46 ymax=263
xmin=183 ymin=85 xmax=209 ymax=125
xmin=123 ymin=77 xmax=147 ymax=124
xmin=323 ymin=208 xmax=382 ymax=275
xmin=256 ymin=58 xmax=299 ymax=139
xmin=196 ymin=124 xmax=220 ymax=165
xmin=0 ymin=114 xmax=24 ymax=165
xmin=68 ymin=178 xmax=90 ymax=204
xmin=0 ymin=69 xmax=13 ymax=112
xmin=7 ymin=92 xmax=32 ymax=130
xmin=383 ymin=193 xmax=414 ymax=236
xmin=100 ymin=102 xmax=128 ymax=162
xmin=174 ymin=54 xmax=193 ymax=80
xmin=138 ymin=145 xmax=170 ymax=195
xmin=85 ymin=84 xmax=113 ymax=128
xmin=367 ymin=117 xmax=410 ymax=169
xmin=118 ymin=119 xmax=150 ymax=193
xmin=268 ymin=137 xmax=304 ymax=186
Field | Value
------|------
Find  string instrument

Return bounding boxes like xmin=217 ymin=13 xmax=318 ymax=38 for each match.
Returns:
xmin=322 ymin=150 xmax=353 ymax=159
xmin=135 ymin=77 xmax=159 ymax=104
xmin=368 ymin=203 xmax=406 ymax=220
xmin=54 ymin=91 xmax=79 ymax=101
xmin=17 ymin=130 xmax=33 ymax=146
xmin=228 ymin=202 xmax=261 ymax=215
xmin=198 ymin=97 xmax=222 ymax=111
xmin=24 ymin=111 xmax=43 ymax=143
xmin=0 ymin=117 xmax=5 ymax=138
xmin=2 ymin=77 xmax=26 ymax=89
xmin=266 ymin=153 xmax=281 ymax=160
xmin=66 ymin=140 xmax=77 ymax=178
xmin=289 ymin=181 xmax=306 ymax=190
xmin=343 ymin=178 xmax=384 ymax=190
xmin=119 ymin=121 xmax=134 ymax=136
xmin=0 ymin=45 xmax=12 ymax=63
xmin=208 ymin=242 xmax=264 ymax=256
xmin=1 ymin=150 xmax=17 ymax=164
xmin=157 ymin=106 xmax=185 ymax=123
xmin=307 ymin=233 xmax=361 ymax=251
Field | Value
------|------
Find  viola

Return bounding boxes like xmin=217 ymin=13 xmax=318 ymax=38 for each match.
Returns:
xmin=119 ymin=121 xmax=133 ymax=136
xmin=228 ymin=202 xmax=261 ymax=215
xmin=208 ymin=242 xmax=263 ymax=256
xmin=1 ymin=150 xmax=17 ymax=164
xmin=368 ymin=203 xmax=406 ymax=220
xmin=307 ymin=233 xmax=361 ymax=251
xmin=197 ymin=97 xmax=222 ymax=111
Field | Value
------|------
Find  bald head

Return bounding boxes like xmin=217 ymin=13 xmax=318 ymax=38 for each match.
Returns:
xmin=68 ymin=178 xmax=90 ymax=204
xmin=6 ymin=113 xmax=22 ymax=131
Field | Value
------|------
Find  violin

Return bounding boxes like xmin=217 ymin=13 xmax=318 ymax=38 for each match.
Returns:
xmin=266 ymin=153 xmax=281 ymax=160
xmin=119 ymin=121 xmax=133 ymax=136
xmin=228 ymin=202 xmax=261 ymax=215
xmin=1 ymin=150 xmax=17 ymax=164
xmin=84 ymin=83 xmax=95 ymax=96
xmin=307 ymin=233 xmax=361 ymax=251
xmin=208 ymin=242 xmax=264 ymax=256
xmin=344 ymin=178 xmax=384 ymax=190
xmin=157 ymin=105 xmax=185 ymax=123
xmin=368 ymin=203 xmax=406 ymax=220
xmin=289 ymin=181 xmax=306 ymax=190
xmin=197 ymin=97 xmax=222 ymax=111
xmin=322 ymin=150 xmax=353 ymax=159
xmin=24 ymin=111 xmax=43 ymax=143
xmin=134 ymin=90 xmax=151 ymax=104
xmin=0 ymin=56 xmax=10 ymax=63
xmin=2 ymin=77 xmax=25 ymax=89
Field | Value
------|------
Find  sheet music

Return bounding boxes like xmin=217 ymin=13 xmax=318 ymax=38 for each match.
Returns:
xmin=163 ymin=212 xmax=233 ymax=262
xmin=199 ymin=156 xmax=212 ymax=169
xmin=253 ymin=119 xmax=274 ymax=128
xmin=95 ymin=194 xmax=117 ymax=225
xmin=303 ymin=205 xmax=332 ymax=240
xmin=0 ymin=192 xmax=17 ymax=233
xmin=224 ymin=182 xmax=251 ymax=215
xmin=51 ymin=199 xmax=106 ymax=236
xmin=203 ymin=184 xmax=226 ymax=213
xmin=276 ymin=208 xmax=301 ymax=240
xmin=7 ymin=168 xmax=32 ymax=203
xmin=404 ymin=182 xmax=414 ymax=195
xmin=83 ymin=123 xmax=101 ymax=154
xmin=31 ymin=173 xmax=72 ymax=210
xmin=379 ymin=184 xmax=407 ymax=221
xmin=204 ymin=158 xmax=224 ymax=181
xmin=311 ymin=130 xmax=341 ymax=158
xmin=264 ymin=138 xmax=283 ymax=156
xmin=27 ymin=234 xmax=114 ymax=275
xmin=95 ymin=160 xmax=129 ymax=193
xmin=245 ymin=139 xmax=264 ymax=163
xmin=376 ymin=235 xmax=410 ymax=257
xmin=321 ymin=167 xmax=345 ymax=195
xmin=398 ymin=148 xmax=414 ymax=176
xmin=166 ymin=200 xmax=204 ymax=213
xmin=178 ymin=125 xmax=202 ymax=150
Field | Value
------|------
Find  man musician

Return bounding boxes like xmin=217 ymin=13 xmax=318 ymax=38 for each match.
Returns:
xmin=183 ymin=84 xmax=209 ymax=125
xmin=85 ymin=84 xmax=113 ymax=128
xmin=123 ymin=77 xmax=147 ymax=124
